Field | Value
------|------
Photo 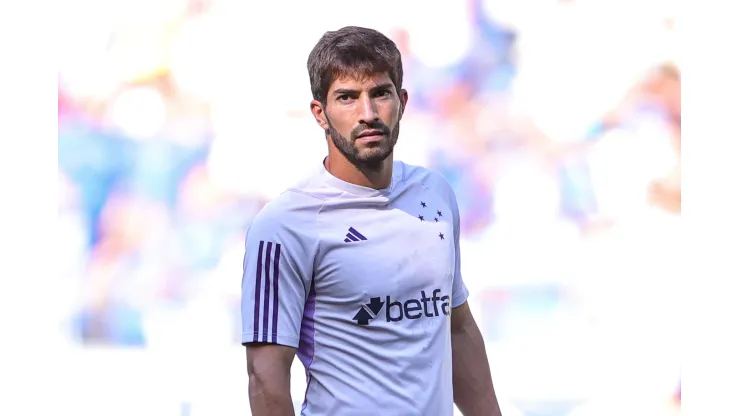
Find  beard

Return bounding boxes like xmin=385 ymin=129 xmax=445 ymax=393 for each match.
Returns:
xmin=325 ymin=116 xmax=400 ymax=171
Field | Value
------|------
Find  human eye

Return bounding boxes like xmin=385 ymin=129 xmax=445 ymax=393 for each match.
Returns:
xmin=374 ymin=89 xmax=392 ymax=98
xmin=337 ymin=94 xmax=354 ymax=103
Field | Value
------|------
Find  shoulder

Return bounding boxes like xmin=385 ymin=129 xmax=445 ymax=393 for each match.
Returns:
xmin=248 ymin=165 xmax=340 ymax=232
xmin=395 ymin=160 xmax=456 ymax=201
xmin=246 ymin=189 xmax=324 ymax=249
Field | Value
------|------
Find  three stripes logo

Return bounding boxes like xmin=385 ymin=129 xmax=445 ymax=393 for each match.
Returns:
xmin=344 ymin=227 xmax=367 ymax=243
xmin=252 ymin=240 xmax=281 ymax=343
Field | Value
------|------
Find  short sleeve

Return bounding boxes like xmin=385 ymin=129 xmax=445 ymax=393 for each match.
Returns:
xmin=241 ymin=204 xmax=316 ymax=348
xmin=449 ymin=185 xmax=470 ymax=308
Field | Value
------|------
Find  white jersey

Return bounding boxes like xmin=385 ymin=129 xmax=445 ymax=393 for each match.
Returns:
xmin=241 ymin=160 xmax=469 ymax=415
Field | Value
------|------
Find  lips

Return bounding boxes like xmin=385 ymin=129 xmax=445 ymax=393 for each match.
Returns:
xmin=358 ymin=130 xmax=385 ymax=138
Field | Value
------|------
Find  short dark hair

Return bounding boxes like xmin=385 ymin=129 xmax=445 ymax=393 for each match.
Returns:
xmin=307 ymin=26 xmax=404 ymax=105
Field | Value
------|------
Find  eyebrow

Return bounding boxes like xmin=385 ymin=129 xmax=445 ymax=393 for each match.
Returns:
xmin=332 ymin=83 xmax=395 ymax=96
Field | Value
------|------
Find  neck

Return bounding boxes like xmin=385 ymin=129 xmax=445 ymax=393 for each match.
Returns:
xmin=325 ymin=150 xmax=394 ymax=190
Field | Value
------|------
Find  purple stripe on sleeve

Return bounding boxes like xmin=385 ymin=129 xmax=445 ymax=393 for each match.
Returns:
xmin=252 ymin=241 xmax=264 ymax=342
xmin=271 ymin=243 xmax=281 ymax=343
xmin=262 ymin=242 xmax=273 ymax=343
xmin=297 ymin=276 xmax=317 ymax=412
xmin=296 ymin=277 xmax=317 ymax=366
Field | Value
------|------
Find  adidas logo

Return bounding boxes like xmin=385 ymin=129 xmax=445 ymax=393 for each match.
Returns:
xmin=343 ymin=227 xmax=367 ymax=243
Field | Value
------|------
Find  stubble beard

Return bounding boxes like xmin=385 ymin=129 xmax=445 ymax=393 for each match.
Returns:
xmin=325 ymin=117 xmax=400 ymax=172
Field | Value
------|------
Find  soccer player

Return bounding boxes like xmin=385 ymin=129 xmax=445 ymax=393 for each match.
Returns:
xmin=241 ymin=26 xmax=501 ymax=415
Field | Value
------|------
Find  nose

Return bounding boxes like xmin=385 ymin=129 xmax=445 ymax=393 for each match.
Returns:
xmin=357 ymin=94 xmax=379 ymax=124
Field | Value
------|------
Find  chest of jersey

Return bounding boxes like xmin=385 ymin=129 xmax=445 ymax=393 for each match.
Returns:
xmin=315 ymin=187 xmax=456 ymax=326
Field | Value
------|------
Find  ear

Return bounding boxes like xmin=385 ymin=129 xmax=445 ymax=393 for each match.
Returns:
xmin=399 ymin=89 xmax=409 ymax=119
xmin=310 ymin=100 xmax=330 ymax=130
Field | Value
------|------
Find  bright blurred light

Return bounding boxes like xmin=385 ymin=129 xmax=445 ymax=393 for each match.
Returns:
xmin=481 ymin=0 xmax=557 ymax=31
xmin=510 ymin=0 xmax=676 ymax=141
xmin=169 ymin=16 xmax=222 ymax=101
xmin=108 ymin=87 xmax=167 ymax=139
xmin=493 ymin=157 xmax=561 ymax=221
xmin=403 ymin=0 xmax=473 ymax=68
xmin=588 ymin=117 xmax=677 ymax=219
xmin=207 ymin=102 xmax=326 ymax=198
xmin=57 ymin=0 xmax=119 ymax=100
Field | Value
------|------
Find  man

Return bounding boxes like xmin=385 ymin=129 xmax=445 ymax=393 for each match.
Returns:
xmin=241 ymin=26 xmax=501 ymax=416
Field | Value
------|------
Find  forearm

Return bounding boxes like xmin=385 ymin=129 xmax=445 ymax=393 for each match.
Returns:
xmin=248 ymin=372 xmax=294 ymax=416
xmin=452 ymin=320 xmax=501 ymax=416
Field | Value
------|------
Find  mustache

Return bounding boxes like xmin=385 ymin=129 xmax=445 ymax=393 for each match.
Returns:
xmin=350 ymin=122 xmax=391 ymax=140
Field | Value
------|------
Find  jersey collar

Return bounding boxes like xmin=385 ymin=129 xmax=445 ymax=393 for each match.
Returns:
xmin=320 ymin=158 xmax=402 ymax=197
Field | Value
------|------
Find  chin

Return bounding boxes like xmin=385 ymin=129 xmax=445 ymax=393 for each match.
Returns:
xmin=356 ymin=147 xmax=392 ymax=163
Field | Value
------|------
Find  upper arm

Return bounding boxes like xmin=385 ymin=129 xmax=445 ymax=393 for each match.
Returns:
xmin=246 ymin=342 xmax=297 ymax=379
xmin=451 ymin=300 xmax=474 ymax=333
xmin=241 ymin=201 xmax=317 ymax=349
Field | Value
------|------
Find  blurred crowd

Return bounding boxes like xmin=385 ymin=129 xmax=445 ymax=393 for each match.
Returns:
xmin=57 ymin=0 xmax=680 ymax=414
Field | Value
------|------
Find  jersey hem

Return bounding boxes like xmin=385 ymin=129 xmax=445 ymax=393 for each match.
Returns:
xmin=241 ymin=333 xmax=301 ymax=349
xmin=451 ymin=286 xmax=469 ymax=308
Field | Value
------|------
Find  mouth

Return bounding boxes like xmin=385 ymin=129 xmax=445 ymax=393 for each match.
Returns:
xmin=356 ymin=130 xmax=386 ymax=143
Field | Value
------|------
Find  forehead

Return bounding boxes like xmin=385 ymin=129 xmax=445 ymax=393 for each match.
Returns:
xmin=329 ymin=72 xmax=394 ymax=92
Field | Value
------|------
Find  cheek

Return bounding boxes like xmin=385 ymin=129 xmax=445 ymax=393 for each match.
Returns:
xmin=326 ymin=110 xmax=352 ymax=133
xmin=334 ymin=117 xmax=353 ymax=133
xmin=382 ymin=104 xmax=402 ymax=126
xmin=331 ymin=119 xmax=356 ymax=139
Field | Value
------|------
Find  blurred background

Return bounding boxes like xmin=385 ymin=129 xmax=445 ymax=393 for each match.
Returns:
xmin=57 ymin=0 xmax=680 ymax=414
